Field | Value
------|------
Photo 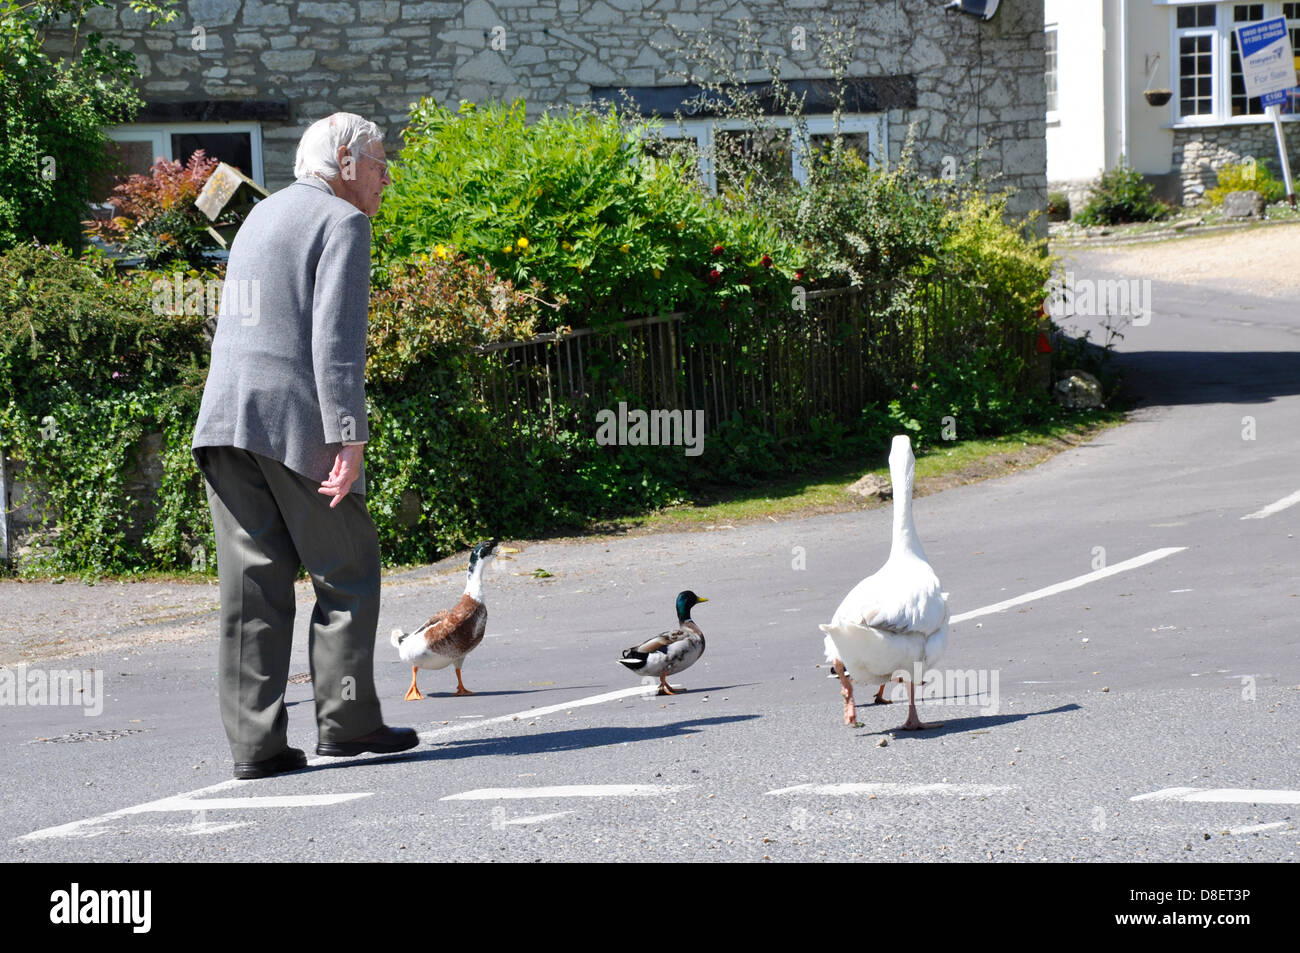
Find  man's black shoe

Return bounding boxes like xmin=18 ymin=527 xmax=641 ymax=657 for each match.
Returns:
xmin=316 ymin=725 xmax=419 ymax=757
xmin=233 ymin=746 xmax=308 ymax=780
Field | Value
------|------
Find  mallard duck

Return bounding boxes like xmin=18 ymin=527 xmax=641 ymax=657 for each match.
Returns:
xmin=619 ymin=590 xmax=708 ymax=696
xmin=390 ymin=539 xmax=516 ymax=700
xmin=820 ymin=435 xmax=949 ymax=730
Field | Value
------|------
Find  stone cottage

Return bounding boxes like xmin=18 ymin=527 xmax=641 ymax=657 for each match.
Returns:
xmin=45 ymin=0 xmax=1048 ymax=222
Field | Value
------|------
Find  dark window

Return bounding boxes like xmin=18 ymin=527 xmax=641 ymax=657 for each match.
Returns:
xmin=171 ymin=132 xmax=252 ymax=177
xmin=1177 ymin=4 xmax=1217 ymax=28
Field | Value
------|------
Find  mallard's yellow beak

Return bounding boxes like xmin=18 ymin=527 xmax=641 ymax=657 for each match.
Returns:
xmin=696 ymin=596 xmax=708 ymax=602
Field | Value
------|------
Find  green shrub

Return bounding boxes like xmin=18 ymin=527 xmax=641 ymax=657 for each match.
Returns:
xmin=1075 ymin=162 xmax=1170 ymax=226
xmin=1047 ymin=190 xmax=1070 ymax=221
xmin=0 ymin=244 xmax=211 ymax=574
xmin=1205 ymin=159 xmax=1288 ymax=206
xmin=373 ymin=99 xmax=798 ymax=328
xmin=0 ymin=2 xmax=177 ymax=252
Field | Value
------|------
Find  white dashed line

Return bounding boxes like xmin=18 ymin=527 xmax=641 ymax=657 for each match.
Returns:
xmin=950 ymin=547 xmax=1186 ymax=625
xmin=767 ymin=782 xmax=1016 ymax=797
xmin=1226 ymin=821 xmax=1289 ymax=835
xmin=442 ymin=784 xmax=690 ymax=800
xmin=1131 ymin=787 xmax=1300 ymax=804
xmin=1241 ymin=489 xmax=1300 ymax=520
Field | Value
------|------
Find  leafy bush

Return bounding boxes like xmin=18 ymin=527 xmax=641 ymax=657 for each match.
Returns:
xmin=83 ymin=151 xmax=221 ymax=268
xmin=0 ymin=243 xmax=211 ymax=574
xmin=373 ymin=99 xmax=798 ymax=328
xmin=1047 ymin=190 xmax=1070 ymax=221
xmin=0 ymin=1 xmax=177 ymax=252
xmin=1205 ymin=159 xmax=1288 ymax=206
xmin=1075 ymin=162 xmax=1170 ymax=226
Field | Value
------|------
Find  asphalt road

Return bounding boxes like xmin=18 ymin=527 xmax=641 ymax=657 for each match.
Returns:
xmin=2 ymin=251 xmax=1298 ymax=863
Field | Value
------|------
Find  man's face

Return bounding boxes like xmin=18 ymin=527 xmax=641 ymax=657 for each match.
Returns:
xmin=334 ymin=140 xmax=390 ymax=217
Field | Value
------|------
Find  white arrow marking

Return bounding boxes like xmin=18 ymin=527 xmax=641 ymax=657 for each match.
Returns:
xmin=19 ymin=792 xmax=371 ymax=841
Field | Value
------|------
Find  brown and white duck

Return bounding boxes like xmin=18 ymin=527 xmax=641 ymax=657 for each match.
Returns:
xmin=390 ymin=539 xmax=515 ymax=699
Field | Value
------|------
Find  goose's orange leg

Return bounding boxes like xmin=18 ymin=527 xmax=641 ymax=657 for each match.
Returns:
xmin=833 ymin=659 xmax=856 ymax=725
xmin=403 ymin=666 xmax=423 ymax=701
xmin=454 ymin=667 xmax=474 ymax=696
xmin=657 ymin=674 xmax=681 ymax=696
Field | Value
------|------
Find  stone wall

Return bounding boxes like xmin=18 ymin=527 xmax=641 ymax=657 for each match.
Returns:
xmin=1172 ymin=123 xmax=1300 ymax=206
xmin=44 ymin=0 xmax=1046 ymax=222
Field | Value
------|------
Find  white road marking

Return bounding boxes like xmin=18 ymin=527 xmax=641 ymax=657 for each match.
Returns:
xmin=497 ymin=811 xmax=575 ymax=825
xmin=1132 ymin=787 xmax=1300 ymax=804
xmin=1241 ymin=489 xmax=1300 ymax=520
xmin=950 ymin=548 xmax=1186 ymax=625
xmin=767 ymin=782 xmax=1016 ymax=797
xmin=1226 ymin=821 xmax=1288 ymax=835
xmin=19 ymin=791 xmax=371 ymax=841
xmin=443 ymin=784 xmax=690 ymax=800
xmin=420 ymin=685 xmax=656 ymax=741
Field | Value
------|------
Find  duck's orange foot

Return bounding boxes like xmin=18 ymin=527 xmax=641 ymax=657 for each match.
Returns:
xmin=454 ymin=687 xmax=474 ymax=696
xmin=657 ymin=679 xmax=681 ymax=696
xmin=403 ymin=685 xmax=423 ymax=701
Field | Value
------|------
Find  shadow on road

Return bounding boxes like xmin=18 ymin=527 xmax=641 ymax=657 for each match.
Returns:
xmin=1118 ymin=350 xmax=1300 ymax=407
xmin=415 ymin=714 xmax=760 ymax=760
xmin=857 ymin=702 xmax=1082 ymax=740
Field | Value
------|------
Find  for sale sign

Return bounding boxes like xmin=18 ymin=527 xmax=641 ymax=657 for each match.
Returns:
xmin=1235 ymin=17 xmax=1298 ymax=107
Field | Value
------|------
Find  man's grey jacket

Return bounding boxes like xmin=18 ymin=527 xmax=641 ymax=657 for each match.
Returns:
xmin=193 ymin=176 xmax=371 ymax=493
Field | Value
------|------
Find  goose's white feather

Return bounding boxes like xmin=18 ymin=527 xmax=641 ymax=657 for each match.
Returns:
xmin=820 ymin=435 xmax=948 ymax=688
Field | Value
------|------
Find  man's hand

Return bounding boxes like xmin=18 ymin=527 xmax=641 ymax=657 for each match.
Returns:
xmin=319 ymin=444 xmax=364 ymax=507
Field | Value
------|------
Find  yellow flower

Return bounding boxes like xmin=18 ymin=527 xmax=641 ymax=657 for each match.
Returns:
xmin=517 ymin=237 xmax=529 ymax=249
xmin=502 ymin=244 xmax=512 ymax=254
xmin=675 ymin=221 xmax=685 ymax=230
xmin=434 ymin=244 xmax=448 ymax=259
xmin=619 ymin=243 xmax=630 ymax=253
xmin=561 ymin=241 xmax=573 ymax=251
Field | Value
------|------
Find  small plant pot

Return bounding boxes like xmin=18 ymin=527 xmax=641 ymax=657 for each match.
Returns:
xmin=1144 ymin=89 xmax=1172 ymax=107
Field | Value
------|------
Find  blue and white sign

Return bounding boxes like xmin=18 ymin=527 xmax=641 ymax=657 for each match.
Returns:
xmin=1234 ymin=17 xmax=1298 ymax=106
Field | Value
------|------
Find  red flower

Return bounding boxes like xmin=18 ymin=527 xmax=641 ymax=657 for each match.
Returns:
xmin=707 ymin=268 xmax=721 ymax=284
xmin=711 ymin=244 xmax=724 ymax=256
xmin=761 ymin=254 xmax=772 ymax=267
xmin=794 ymin=270 xmax=803 ymax=281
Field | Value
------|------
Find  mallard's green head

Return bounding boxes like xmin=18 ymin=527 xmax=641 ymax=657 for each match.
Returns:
xmin=675 ymin=590 xmax=708 ymax=623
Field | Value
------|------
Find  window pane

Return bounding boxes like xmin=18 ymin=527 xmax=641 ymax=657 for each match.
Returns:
xmin=170 ymin=132 xmax=253 ymax=177
xmin=1199 ymin=4 xmax=1217 ymax=26
xmin=92 ymin=139 xmax=157 ymax=201
xmin=1286 ymin=3 xmax=1300 ymax=19
xmin=714 ymin=127 xmax=792 ymax=191
xmin=1177 ymin=6 xmax=1196 ymax=28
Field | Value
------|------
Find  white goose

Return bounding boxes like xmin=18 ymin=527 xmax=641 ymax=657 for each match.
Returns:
xmin=819 ymin=434 xmax=948 ymax=730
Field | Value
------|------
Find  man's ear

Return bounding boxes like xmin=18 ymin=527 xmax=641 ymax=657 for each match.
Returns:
xmin=338 ymin=144 xmax=357 ymax=182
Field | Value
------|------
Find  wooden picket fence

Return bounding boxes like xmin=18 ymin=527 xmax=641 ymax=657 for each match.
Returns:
xmin=469 ymin=278 xmax=1036 ymax=447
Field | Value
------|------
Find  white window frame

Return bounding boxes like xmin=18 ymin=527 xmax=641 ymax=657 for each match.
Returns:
xmin=653 ymin=114 xmax=887 ymax=192
xmin=1164 ymin=1 xmax=1300 ymax=126
xmin=104 ymin=122 xmax=265 ymax=185
xmin=1045 ymin=25 xmax=1060 ymax=121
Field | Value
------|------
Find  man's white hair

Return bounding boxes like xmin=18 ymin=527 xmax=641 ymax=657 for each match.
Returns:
xmin=294 ymin=112 xmax=384 ymax=181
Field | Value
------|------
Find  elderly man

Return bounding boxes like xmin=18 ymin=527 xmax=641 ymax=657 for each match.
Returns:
xmin=193 ymin=113 xmax=417 ymax=780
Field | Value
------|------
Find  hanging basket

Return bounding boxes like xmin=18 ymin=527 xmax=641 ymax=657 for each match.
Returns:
xmin=1144 ymin=89 xmax=1173 ymax=107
